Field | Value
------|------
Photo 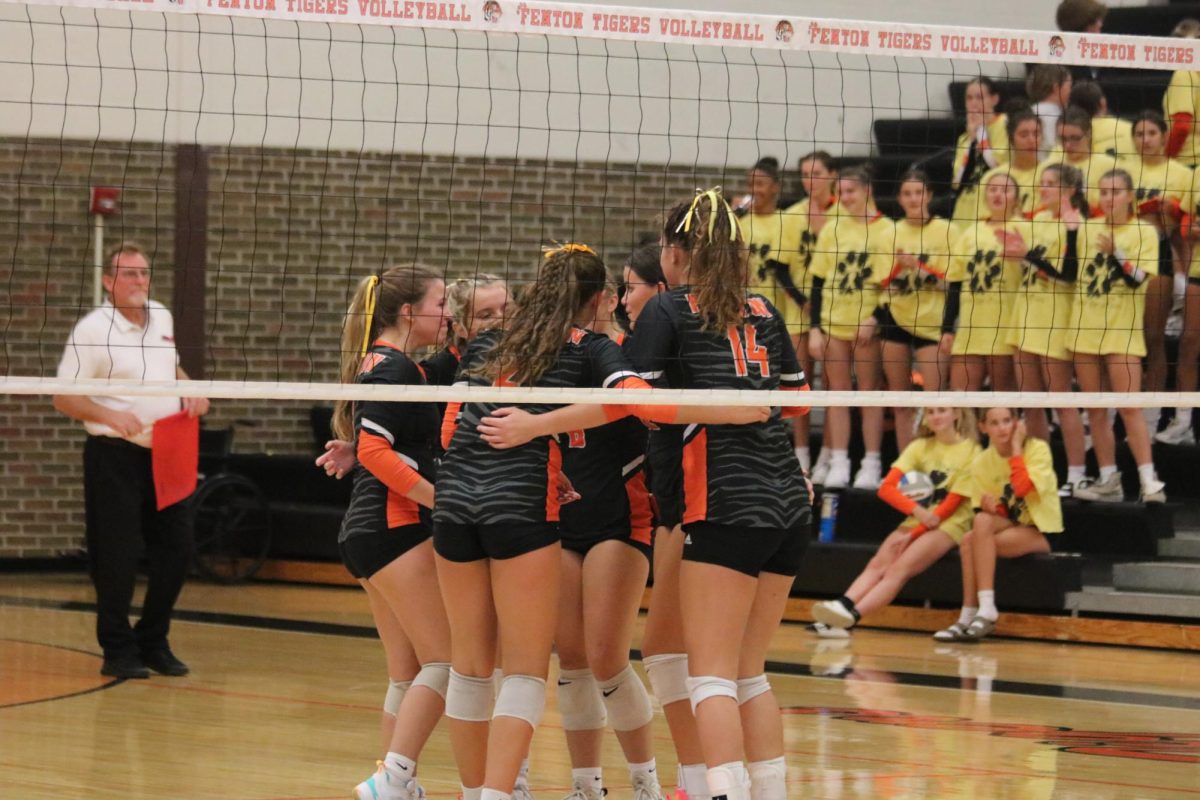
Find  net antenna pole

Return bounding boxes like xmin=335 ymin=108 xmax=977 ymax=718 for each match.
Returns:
xmin=89 ymin=187 xmax=120 ymax=307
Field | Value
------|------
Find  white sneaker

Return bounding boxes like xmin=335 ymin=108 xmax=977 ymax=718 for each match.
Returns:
xmin=562 ymin=782 xmax=604 ymax=800
xmin=1155 ymin=416 xmax=1195 ymax=446
xmin=1072 ymin=472 xmax=1124 ymax=502
xmin=1058 ymin=478 xmax=1084 ymax=498
xmin=1141 ymin=479 xmax=1167 ymax=503
xmin=851 ymin=461 xmax=881 ymax=490
xmin=810 ymin=452 xmax=831 ymax=484
xmin=812 ymin=599 xmax=858 ymax=629
xmin=807 ymin=621 xmax=851 ymax=639
xmin=355 ymin=764 xmax=425 ymax=800
xmin=631 ymin=772 xmax=665 ymax=800
xmin=823 ymin=461 xmax=850 ymax=489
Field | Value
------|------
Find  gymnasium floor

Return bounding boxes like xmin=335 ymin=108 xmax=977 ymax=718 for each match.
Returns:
xmin=1 ymin=574 xmax=1197 ymax=799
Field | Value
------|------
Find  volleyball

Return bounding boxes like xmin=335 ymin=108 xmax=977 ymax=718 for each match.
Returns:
xmin=899 ymin=471 xmax=936 ymax=503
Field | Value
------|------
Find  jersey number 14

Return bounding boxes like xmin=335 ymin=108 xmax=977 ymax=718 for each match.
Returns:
xmin=727 ymin=324 xmax=770 ymax=377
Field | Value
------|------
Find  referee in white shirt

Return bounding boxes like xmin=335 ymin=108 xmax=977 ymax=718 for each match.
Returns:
xmin=53 ymin=242 xmax=210 ymax=679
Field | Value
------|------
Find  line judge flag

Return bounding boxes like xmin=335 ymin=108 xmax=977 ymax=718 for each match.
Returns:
xmin=151 ymin=411 xmax=200 ymax=511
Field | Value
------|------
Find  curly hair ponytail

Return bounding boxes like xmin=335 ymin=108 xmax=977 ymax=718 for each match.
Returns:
xmin=662 ymin=187 xmax=747 ymax=331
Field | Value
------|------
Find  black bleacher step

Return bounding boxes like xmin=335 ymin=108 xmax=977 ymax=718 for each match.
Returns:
xmin=873 ymin=118 xmax=960 ymax=156
xmin=816 ymin=485 xmax=1176 ymax=556
xmin=1106 ymin=3 xmax=1200 ymax=37
xmin=793 ymin=542 xmax=1084 ymax=612
xmin=830 ymin=151 xmax=954 ymax=199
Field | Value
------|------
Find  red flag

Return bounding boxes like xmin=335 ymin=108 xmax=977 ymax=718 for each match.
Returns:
xmin=152 ymin=411 xmax=200 ymax=511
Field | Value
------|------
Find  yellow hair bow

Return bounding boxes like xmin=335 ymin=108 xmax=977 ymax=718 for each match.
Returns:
xmin=359 ymin=275 xmax=379 ymax=358
xmin=675 ymin=187 xmax=739 ymax=242
xmin=543 ymin=242 xmax=597 ymax=259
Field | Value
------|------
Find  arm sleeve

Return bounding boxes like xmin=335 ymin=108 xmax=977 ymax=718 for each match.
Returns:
xmin=357 ymin=431 xmax=423 ymax=495
xmin=766 ymin=259 xmax=807 ymax=306
xmin=908 ymin=493 xmax=965 ymax=537
xmin=877 ymin=467 xmax=919 ymax=515
xmin=1009 ymin=455 xmax=1033 ymax=497
xmin=1168 ymin=112 xmax=1193 ymax=158
xmin=941 ymin=282 xmax=962 ymax=334
xmin=809 ymin=276 xmax=825 ymax=330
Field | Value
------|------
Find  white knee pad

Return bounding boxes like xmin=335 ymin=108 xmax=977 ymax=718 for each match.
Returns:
xmin=557 ymin=668 xmax=607 ymax=731
xmin=748 ymin=757 xmax=787 ymax=800
xmin=643 ymin=653 xmax=690 ymax=706
xmin=598 ymin=664 xmax=654 ymax=731
xmin=707 ymin=762 xmax=751 ymax=800
xmin=445 ymin=669 xmax=495 ymax=722
xmin=686 ymin=675 xmax=738 ymax=714
xmin=412 ymin=662 xmax=451 ymax=699
xmin=383 ymin=678 xmax=412 ymax=715
xmin=493 ymin=674 xmax=547 ymax=727
xmin=736 ymin=674 xmax=771 ymax=706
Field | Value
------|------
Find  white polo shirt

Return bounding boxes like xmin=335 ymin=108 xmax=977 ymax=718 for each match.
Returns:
xmin=57 ymin=300 xmax=182 ymax=448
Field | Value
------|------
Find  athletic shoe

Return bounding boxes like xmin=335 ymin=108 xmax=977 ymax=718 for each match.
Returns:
xmin=1058 ymin=479 xmax=1084 ymax=498
xmin=1072 ymin=473 xmax=1124 ymax=502
xmin=958 ymin=616 xmax=997 ymax=643
xmin=823 ymin=461 xmax=850 ymax=489
xmin=1141 ymin=479 xmax=1167 ymax=504
xmin=807 ymin=621 xmax=851 ymax=639
xmin=851 ymin=461 xmax=882 ymax=490
xmin=141 ymin=647 xmax=189 ymax=677
xmin=1155 ymin=416 xmax=1196 ymax=446
xmin=812 ymin=599 xmax=858 ymax=630
xmin=810 ymin=455 xmax=831 ymax=485
xmin=932 ymin=622 xmax=969 ymax=642
xmin=561 ymin=783 xmax=606 ymax=800
xmin=632 ymin=772 xmax=666 ymax=800
xmin=355 ymin=763 xmax=425 ymax=800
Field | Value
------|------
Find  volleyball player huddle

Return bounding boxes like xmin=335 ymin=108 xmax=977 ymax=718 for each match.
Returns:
xmin=328 ymin=188 xmax=812 ymax=800
xmin=736 ymin=74 xmax=1197 ymax=504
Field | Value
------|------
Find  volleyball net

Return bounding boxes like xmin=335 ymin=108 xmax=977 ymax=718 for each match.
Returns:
xmin=3 ymin=0 xmax=1200 ymax=415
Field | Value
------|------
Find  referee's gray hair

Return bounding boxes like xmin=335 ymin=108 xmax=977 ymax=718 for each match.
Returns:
xmin=104 ymin=241 xmax=148 ymax=274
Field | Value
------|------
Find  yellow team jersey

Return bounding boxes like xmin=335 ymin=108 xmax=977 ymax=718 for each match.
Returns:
xmin=952 ymin=115 xmax=1011 ymax=230
xmin=1091 ymin=116 xmax=1136 ymax=161
xmin=1035 ymin=152 xmax=1118 ymax=209
xmin=1069 ymin=217 xmax=1159 ymax=357
xmin=885 ymin=217 xmax=953 ymax=342
xmin=1118 ymin=155 xmax=1193 ymax=223
xmin=1007 ymin=211 xmax=1075 ymax=361
xmin=981 ymin=162 xmax=1040 ymax=217
xmin=946 ymin=218 xmax=1030 ymax=355
xmin=958 ymin=438 xmax=1062 ymax=534
xmin=1163 ymin=70 xmax=1200 ymax=167
xmin=778 ymin=197 xmax=838 ymax=332
xmin=739 ymin=210 xmax=793 ymax=321
xmin=810 ymin=212 xmax=896 ymax=341
xmin=892 ymin=436 xmax=981 ymax=543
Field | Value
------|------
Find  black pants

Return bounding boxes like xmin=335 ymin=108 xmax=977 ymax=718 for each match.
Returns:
xmin=83 ymin=436 xmax=194 ymax=659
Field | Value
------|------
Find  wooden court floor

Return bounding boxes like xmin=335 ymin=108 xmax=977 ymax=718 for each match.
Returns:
xmin=1 ymin=574 xmax=1198 ymax=799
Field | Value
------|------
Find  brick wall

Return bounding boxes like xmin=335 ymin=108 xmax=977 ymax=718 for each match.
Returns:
xmin=0 ymin=137 xmax=738 ymax=557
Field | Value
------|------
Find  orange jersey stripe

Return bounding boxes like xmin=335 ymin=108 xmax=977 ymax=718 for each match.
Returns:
xmin=625 ymin=471 xmax=654 ymax=545
xmin=546 ymin=437 xmax=563 ymax=523
xmin=681 ymin=428 xmax=708 ymax=524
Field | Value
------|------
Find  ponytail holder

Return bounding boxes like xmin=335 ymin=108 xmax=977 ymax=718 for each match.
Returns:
xmin=675 ymin=186 xmax=739 ymax=242
xmin=359 ymin=275 xmax=379 ymax=358
xmin=543 ymin=242 xmax=597 ymax=259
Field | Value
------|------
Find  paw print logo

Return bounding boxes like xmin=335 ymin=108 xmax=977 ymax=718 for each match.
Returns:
xmin=967 ymin=249 xmax=1001 ymax=294
xmin=923 ymin=469 xmax=949 ymax=508
xmin=834 ymin=251 xmax=872 ymax=293
xmin=1135 ymin=186 xmax=1162 ymax=202
xmin=893 ymin=274 xmax=915 ymax=296
xmin=999 ymin=483 xmax=1026 ymax=523
xmin=915 ymin=255 xmax=941 ymax=289
xmin=799 ymin=229 xmax=818 ymax=269
xmin=1083 ymin=253 xmax=1120 ymax=297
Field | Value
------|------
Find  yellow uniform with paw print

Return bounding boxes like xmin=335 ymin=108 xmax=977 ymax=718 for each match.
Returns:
xmin=947 ymin=219 xmax=1030 ymax=356
xmin=809 ymin=212 xmax=896 ymax=341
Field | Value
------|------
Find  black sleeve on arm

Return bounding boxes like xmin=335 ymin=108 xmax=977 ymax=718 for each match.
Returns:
xmin=809 ymin=276 xmax=825 ymax=330
xmin=1061 ymin=228 xmax=1079 ymax=283
xmin=941 ymin=281 xmax=962 ymax=334
xmin=766 ymin=259 xmax=807 ymax=307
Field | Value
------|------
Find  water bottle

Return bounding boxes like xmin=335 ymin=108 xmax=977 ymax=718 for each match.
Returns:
xmin=818 ymin=491 xmax=839 ymax=543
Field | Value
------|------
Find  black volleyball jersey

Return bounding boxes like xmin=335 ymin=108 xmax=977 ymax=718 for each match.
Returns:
xmin=339 ymin=341 xmax=441 ymax=542
xmin=434 ymin=327 xmax=644 ymax=526
xmin=626 ymin=289 xmax=810 ymax=529
xmin=559 ymin=334 xmax=654 ymax=544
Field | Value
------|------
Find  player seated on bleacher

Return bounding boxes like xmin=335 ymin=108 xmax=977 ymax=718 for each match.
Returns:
xmin=810 ymin=408 xmax=980 ymax=637
xmin=935 ymin=408 xmax=1063 ymax=642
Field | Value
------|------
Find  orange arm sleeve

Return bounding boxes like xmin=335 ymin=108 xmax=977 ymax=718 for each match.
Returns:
xmin=1009 ymin=454 xmax=1033 ymax=497
xmin=877 ymin=467 xmax=918 ymax=515
xmin=781 ymin=384 xmax=811 ymax=419
xmin=908 ymin=493 xmax=965 ymax=538
xmin=1168 ymin=113 xmax=1193 ymax=158
xmin=441 ymin=401 xmax=463 ymax=452
xmin=357 ymin=431 xmax=423 ymax=496
xmin=601 ymin=376 xmax=679 ymax=424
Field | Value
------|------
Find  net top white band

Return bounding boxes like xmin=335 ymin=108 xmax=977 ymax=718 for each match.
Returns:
xmin=7 ymin=376 xmax=1200 ymax=410
xmin=4 ymin=0 xmax=1196 ymax=71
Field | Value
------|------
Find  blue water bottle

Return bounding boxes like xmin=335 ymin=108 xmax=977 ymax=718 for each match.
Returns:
xmin=818 ymin=491 xmax=839 ymax=543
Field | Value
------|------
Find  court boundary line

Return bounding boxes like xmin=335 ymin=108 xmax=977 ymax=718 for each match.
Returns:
xmin=3 ymin=593 xmax=1198 ymax=711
